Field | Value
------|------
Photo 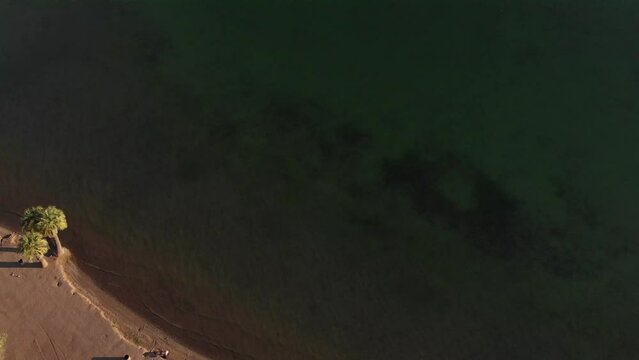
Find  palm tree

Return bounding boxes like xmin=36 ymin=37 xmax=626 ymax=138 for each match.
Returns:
xmin=38 ymin=206 xmax=68 ymax=256
xmin=21 ymin=206 xmax=68 ymax=256
xmin=17 ymin=232 xmax=49 ymax=264
xmin=21 ymin=206 xmax=45 ymax=233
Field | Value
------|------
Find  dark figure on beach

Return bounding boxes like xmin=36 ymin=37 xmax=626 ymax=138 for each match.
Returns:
xmin=144 ymin=349 xmax=169 ymax=358
xmin=0 ymin=232 xmax=13 ymax=247
xmin=18 ymin=259 xmax=23 ymax=265
xmin=124 ymin=355 xmax=130 ymax=359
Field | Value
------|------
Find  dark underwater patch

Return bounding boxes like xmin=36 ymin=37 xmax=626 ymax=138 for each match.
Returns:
xmin=382 ymin=151 xmax=533 ymax=257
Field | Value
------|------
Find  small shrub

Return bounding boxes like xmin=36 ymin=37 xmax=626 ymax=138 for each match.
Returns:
xmin=0 ymin=333 xmax=7 ymax=360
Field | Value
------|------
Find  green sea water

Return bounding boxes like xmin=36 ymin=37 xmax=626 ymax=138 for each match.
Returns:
xmin=1 ymin=1 xmax=639 ymax=358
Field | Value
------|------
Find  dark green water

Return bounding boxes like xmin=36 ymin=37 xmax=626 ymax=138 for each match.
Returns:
xmin=1 ymin=1 xmax=639 ymax=359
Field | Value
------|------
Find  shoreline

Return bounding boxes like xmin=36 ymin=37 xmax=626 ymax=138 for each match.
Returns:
xmin=0 ymin=223 xmax=141 ymax=359
xmin=0 ymin=213 xmax=209 ymax=360
xmin=0 ymin=206 xmax=332 ymax=360
xmin=63 ymin=251 xmax=209 ymax=360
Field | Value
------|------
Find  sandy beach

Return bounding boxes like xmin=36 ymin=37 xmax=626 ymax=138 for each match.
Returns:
xmin=0 ymin=222 xmax=207 ymax=360
xmin=0 ymin=200 xmax=332 ymax=360
xmin=0 ymin=226 xmax=140 ymax=359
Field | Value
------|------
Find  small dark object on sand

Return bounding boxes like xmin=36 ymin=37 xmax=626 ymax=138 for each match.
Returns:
xmin=18 ymin=259 xmax=23 ymax=265
xmin=124 ymin=355 xmax=130 ymax=359
xmin=0 ymin=233 xmax=11 ymax=246
xmin=144 ymin=349 xmax=169 ymax=358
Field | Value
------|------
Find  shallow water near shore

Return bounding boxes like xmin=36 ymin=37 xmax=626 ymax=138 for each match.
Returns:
xmin=1 ymin=1 xmax=639 ymax=359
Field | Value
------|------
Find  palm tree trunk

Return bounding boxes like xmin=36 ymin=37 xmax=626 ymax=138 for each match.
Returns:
xmin=38 ymin=255 xmax=48 ymax=268
xmin=53 ymin=233 xmax=64 ymax=256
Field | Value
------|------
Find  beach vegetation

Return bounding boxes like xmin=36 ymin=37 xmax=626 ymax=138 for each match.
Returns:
xmin=20 ymin=206 xmax=45 ymax=232
xmin=17 ymin=232 xmax=50 ymax=263
xmin=21 ymin=206 xmax=68 ymax=256
xmin=0 ymin=332 xmax=6 ymax=360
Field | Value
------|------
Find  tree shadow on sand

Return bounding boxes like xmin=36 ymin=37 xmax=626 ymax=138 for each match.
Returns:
xmin=0 ymin=261 xmax=42 ymax=268
xmin=0 ymin=248 xmax=17 ymax=252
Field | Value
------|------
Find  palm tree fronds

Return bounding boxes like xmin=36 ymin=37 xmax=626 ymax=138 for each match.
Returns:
xmin=20 ymin=206 xmax=68 ymax=256
xmin=21 ymin=205 xmax=45 ymax=232
xmin=17 ymin=232 xmax=49 ymax=262
xmin=20 ymin=206 xmax=68 ymax=237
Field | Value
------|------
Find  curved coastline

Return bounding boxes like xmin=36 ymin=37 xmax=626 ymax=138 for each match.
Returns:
xmin=0 ymin=222 xmax=141 ymax=359
xmin=0 ymin=210 xmax=208 ymax=360
xmin=0 ymin=207 xmax=331 ymax=360
xmin=63 ymin=250 xmax=210 ymax=360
